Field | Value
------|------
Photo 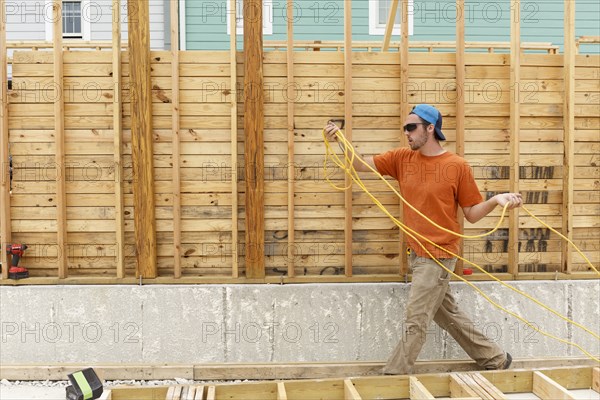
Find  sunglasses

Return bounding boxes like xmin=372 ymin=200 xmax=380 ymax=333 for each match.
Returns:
xmin=403 ymin=123 xmax=429 ymax=132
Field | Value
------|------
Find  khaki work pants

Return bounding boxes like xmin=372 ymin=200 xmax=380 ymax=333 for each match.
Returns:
xmin=383 ymin=252 xmax=507 ymax=375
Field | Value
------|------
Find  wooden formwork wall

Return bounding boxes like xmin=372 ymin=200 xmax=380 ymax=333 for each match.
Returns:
xmin=4 ymin=49 xmax=599 ymax=281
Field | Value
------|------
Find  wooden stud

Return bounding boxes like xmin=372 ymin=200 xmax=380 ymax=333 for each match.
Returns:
xmin=562 ymin=0 xmax=575 ymax=273
xmin=244 ymin=0 xmax=266 ymax=278
xmin=180 ymin=386 xmax=189 ymax=400
xmin=112 ymin=0 xmax=125 ymax=279
xmin=592 ymin=367 xmax=599 ymax=393
xmin=455 ymin=0 xmax=465 ymax=275
xmin=171 ymin=386 xmax=183 ymax=400
xmin=532 ymin=371 xmax=576 ymax=400
xmin=471 ymin=372 xmax=508 ymax=400
xmin=192 ymin=386 xmax=204 ymax=400
xmin=382 ymin=0 xmax=399 ymax=52
xmin=343 ymin=0 xmax=353 ymax=277
xmin=286 ymin=0 xmax=295 ymax=278
xmin=206 ymin=385 xmax=216 ymax=400
xmin=0 ymin=0 xmax=11 ymax=279
xmin=457 ymin=373 xmax=495 ymax=400
xmin=508 ymin=0 xmax=520 ymax=278
xmin=128 ymin=0 xmax=157 ymax=278
xmin=344 ymin=379 xmax=363 ymax=400
xmin=165 ymin=385 xmax=181 ymax=400
xmin=98 ymin=389 xmax=112 ymax=400
xmin=449 ymin=373 xmax=479 ymax=399
xmin=399 ymin=0 xmax=409 ymax=276
xmin=409 ymin=376 xmax=435 ymax=399
xmin=183 ymin=386 xmax=194 ymax=400
xmin=230 ymin=0 xmax=239 ymax=278
xmin=277 ymin=382 xmax=288 ymax=400
xmin=53 ymin=0 xmax=68 ymax=279
xmin=171 ymin=0 xmax=182 ymax=278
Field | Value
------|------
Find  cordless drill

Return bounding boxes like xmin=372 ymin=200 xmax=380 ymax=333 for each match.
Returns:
xmin=5 ymin=244 xmax=29 ymax=279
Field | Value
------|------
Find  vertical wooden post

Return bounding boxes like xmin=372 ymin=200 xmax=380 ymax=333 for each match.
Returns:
xmin=230 ymin=0 xmax=239 ymax=278
xmin=382 ymin=0 xmax=399 ymax=52
xmin=171 ymin=0 xmax=182 ymax=278
xmin=112 ymin=0 xmax=125 ymax=278
xmin=244 ymin=0 xmax=265 ymax=278
xmin=343 ymin=0 xmax=353 ymax=277
xmin=286 ymin=0 xmax=295 ymax=278
xmin=455 ymin=0 xmax=465 ymax=275
xmin=128 ymin=0 xmax=157 ymax=278
xmin=562 ymin=0 xmax=575 ymax=273
xmin=509 ymin=0 xmax=520 ymax=277
xmin=0 ymin=0 xmax=10 ymax=279
xmin=399 ymin=0 xmax=409 ymax=276
xmin=53 ymin=0 xmax=68 ymax=279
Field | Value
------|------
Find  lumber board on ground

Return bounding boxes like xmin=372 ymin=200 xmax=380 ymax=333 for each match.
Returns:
xmin=532 ymin=371 xmax=576 ymax=400
xmin=90 ymin=365 xmax=598 ymax=400
xmin=449 ymin=373 xmax=480 ymax=399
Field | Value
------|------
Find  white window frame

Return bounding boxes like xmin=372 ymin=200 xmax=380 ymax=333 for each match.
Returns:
xmin=179 ymin=0 xmax=187 ymax=50
xmin=369 ymin=0 xmax=414 ymax=36
xmin=227 ymin=0 xmax=273 ymax=36
xmin=45 ymin=0 xmax=92 ymax=41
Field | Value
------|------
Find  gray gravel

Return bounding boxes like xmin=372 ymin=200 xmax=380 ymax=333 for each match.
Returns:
xmin=0 ymin=378 xmax=249 ymax=400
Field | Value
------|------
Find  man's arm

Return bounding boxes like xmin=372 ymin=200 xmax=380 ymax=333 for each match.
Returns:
xmin=463 ymin=193 xmax=523 ymax=224
xmin=324 ymin=122 xmax=377 ymax=173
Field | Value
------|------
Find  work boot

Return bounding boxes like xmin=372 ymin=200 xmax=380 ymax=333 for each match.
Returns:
xmin=486 ymin=352 xmax=512 ymax=370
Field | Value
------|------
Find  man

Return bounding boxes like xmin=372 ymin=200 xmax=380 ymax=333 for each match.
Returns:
xmin=324 ymin=104 xmax=522 ymax=374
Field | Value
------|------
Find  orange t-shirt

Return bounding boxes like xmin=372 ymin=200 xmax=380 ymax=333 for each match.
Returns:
xmin=373 ymin=148 xmax=483 ymax=259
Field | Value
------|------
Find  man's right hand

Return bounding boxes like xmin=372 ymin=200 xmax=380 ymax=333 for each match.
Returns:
xmin=324 ymin=121 xmax=341 ymax=142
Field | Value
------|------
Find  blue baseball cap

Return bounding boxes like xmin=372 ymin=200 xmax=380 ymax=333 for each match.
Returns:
xmin=410 ymin=104 xmax=446 ymax=141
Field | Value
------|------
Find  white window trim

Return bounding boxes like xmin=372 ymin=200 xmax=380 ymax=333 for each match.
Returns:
xmin=179 ymin=0 xmax=187 ymax=50
xmin=227 ymin=0 xmax=273 ymax=36
xmin=369 ymin=0 xmax=414 ymax=36
xmin=45 ymin=0 xmax=92 ymax=41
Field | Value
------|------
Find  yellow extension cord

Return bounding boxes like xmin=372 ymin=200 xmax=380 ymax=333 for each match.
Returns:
xmin=323 ymin=128 xmax=600 ymax=362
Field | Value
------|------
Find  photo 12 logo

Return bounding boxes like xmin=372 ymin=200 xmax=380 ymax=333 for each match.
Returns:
xmin=201 ymin=321 xmax=339 ymax=344
xmin=1 ymin=321 xmax=140 ymax=344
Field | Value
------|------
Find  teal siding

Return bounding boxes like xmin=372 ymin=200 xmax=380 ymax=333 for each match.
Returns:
xmin=185 ymin=0 xmax=599 ymax=54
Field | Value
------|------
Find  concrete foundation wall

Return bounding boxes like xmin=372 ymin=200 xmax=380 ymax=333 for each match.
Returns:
xmin=1 ymin=281 xmax=598 ymax=364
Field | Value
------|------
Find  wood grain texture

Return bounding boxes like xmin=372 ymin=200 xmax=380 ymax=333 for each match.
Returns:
xmin=244 ymin=0 xmax=265 ymax=278
xmin=562 ymin=0 xmax=575 ymax=273
xmin=171 ymin=0 xmax=182 ymax=278
xmin=112 ymin=0 xmax=125 ymax=278
xmin=0 ymin=0 xmax=10 ymax=279
xmin=508 ymin=0 xmax=521 ymax=277
xmin=53 ymin=0 xmax=68 ymax=279
xmin=5 ymin=48 xmax=599 ymax=280
xmin=128 ymin=0 xmax=157 ymax=278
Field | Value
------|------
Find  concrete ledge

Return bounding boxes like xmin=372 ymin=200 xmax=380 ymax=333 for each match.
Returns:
xmin=1 ymin=358 xmax=598 ymax=381
xmin=1 ymin=281 xmax=598 ymax=367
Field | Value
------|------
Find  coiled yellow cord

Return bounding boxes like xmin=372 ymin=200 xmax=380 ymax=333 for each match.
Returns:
xmin=323 ymin=128 xmax=600 ymax=362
